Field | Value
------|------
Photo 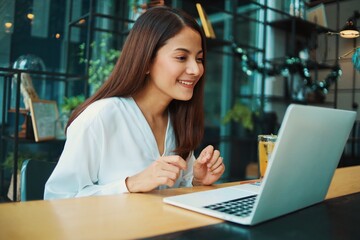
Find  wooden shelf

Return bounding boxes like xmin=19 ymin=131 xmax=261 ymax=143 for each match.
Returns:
xmin=269 ymin=17 xmax=335 ymax=36
xmin=8 ymin=108 xmax=29 ymax=114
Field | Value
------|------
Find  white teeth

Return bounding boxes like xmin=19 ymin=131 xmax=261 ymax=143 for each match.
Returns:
xmin=178 ymin=80 xmax=193 ymax=85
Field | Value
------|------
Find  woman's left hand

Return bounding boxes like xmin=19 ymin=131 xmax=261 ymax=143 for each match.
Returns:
xmin=192 ymin=145 xmax=225 ymax=186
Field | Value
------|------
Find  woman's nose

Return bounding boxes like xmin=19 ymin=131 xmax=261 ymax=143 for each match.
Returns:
xmin=186 ymin=60 xmax=203 ymax=76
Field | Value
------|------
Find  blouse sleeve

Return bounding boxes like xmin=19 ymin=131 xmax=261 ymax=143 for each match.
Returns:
xmin=44 ymin=116 xmax=129 ymax=200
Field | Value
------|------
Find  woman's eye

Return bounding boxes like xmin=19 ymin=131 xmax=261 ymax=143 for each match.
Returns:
xmin=176 ymin=56 xmax=187 ymax=61
xmin=196 ymin=57 xmax=204 ymax=63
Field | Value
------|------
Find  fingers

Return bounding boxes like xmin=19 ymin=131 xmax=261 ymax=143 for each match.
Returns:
xmin=190 ymin=145 xmax=226 ymax=186
xmin=208 ymin=155 xmax=223 ymax=171
xmin=206 ymin=150 xmax=224 ymax=175
xmin=197 ymin=145 xmax=222 ymax=170
xmin=158 ymin=163 xmax=180 ymax=180
xmin=206 ymin=149 xmax=220 ymax=169
xmin=198 ymin=145 xmax=214 ymax=164
xmin=155 ymin=156 xmax=187 ymax=187
xmin=126 ymin=155 xmax=187 ymax=192
xmin=164 ymin=155 xmax=187 ymax=170
xmin=160 ymin=161 xmax=182 ymax=174
xmin=209 ymin=157 xmax=225 ymax=175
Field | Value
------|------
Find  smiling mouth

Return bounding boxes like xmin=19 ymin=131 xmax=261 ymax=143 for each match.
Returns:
xmin=178 ymin=80 xmax=195 ymax=86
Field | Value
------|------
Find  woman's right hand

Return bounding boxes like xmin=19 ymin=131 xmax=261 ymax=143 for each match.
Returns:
xmin=125 ymin=156 xmax=187 ymax=193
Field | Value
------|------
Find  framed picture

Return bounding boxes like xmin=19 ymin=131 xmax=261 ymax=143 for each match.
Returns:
xmin=29 ymin=99 xmax=59 ymax=142
xmin=306 ymin=3 xmax=328 ymax=28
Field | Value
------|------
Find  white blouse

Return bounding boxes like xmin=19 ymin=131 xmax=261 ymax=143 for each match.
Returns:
xmin=44 ymin=97 xmax=195 ymax=199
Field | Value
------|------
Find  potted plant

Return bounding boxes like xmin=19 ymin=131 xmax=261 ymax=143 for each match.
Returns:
xmin=61 ymin=95 xmax=85 ymax=114
xmin=222 ymin=102 xmax=259 ymax=135
xmin=79 ymin=33 xmax=121 ymax=95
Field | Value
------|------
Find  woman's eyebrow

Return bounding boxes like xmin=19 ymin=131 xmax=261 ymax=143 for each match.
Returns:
xmin=174 ymin=48 xmax=203 ymax=54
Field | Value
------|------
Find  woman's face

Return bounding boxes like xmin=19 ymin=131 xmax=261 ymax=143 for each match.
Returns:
xmin=147 ymin=26 xmax=204 ymax=102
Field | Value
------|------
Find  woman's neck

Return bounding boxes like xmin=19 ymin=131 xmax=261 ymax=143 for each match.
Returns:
xmin=133 ymin=91 xmax=170 ymax=156
xmin=133 ymin=89 xmax=170 ymax=121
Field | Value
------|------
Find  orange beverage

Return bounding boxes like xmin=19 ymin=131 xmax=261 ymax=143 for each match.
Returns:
xmin=258 ymin=135 xmax=277 ymax=178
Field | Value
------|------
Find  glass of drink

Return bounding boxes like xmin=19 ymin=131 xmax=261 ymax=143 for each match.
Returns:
xmin=258 ymin=134 xmax=277 ymax=179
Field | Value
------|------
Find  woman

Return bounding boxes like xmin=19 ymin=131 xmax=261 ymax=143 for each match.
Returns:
xmin=44 ymin=6 xmax=225 ymax=199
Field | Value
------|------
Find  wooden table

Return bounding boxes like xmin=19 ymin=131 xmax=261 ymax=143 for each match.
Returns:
xmin=1 ymin=166 xmax=359 ymax=240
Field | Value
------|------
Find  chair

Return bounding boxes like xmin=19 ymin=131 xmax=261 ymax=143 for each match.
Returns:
xmin=20 ymin=159 xmax=57 ymax=201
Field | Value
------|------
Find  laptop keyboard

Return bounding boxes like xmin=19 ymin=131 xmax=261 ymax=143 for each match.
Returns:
xmin=203 ymin=195 xmax=257 ymax=217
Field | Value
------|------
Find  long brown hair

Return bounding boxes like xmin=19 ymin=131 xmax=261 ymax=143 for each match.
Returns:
xmin=67 ymin=6 xmax=206 ymax=159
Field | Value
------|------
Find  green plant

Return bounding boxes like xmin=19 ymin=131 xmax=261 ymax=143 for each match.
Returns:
xmin=222 ymin=102 xmax=258 ymax=131
xmin=79 ymin=33 xmax=121 ymax=94
xmin=62 ymin=95 xmax=85 ymax=113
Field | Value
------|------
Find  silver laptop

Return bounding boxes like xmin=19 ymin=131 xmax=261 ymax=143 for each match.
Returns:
xmin=163 ymin=104 xmax=356 ymax=226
